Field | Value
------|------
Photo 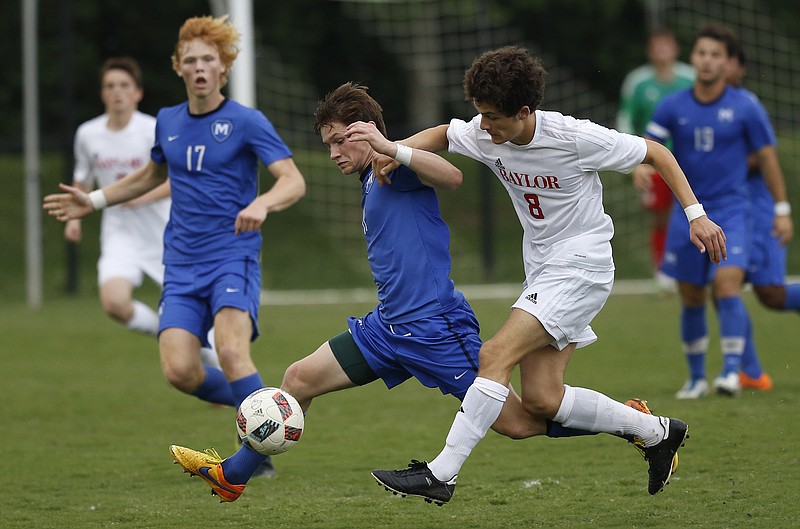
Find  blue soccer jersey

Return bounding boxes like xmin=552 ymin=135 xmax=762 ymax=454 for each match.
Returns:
xmin=647 ymin=86 xmax=773 ymax=209
xmin=151 ymin=99 xmax=292 ymax=264
xmin=740 ymin=87 xmax=785 ymax=286
xmin=360 ymin=165 xmax=464 ymax=323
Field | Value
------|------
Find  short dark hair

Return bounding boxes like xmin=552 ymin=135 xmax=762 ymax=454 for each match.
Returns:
xmin=648 ymin=26 xmax=678 ymax=43
xmin=693 ymin=23 xmax=740 ymax=58
xmin=463 ymin=45 xmax=546 ymax=116
xmin=313 ymin=82 xmax=386 ymax=136
xmin=101 ymin=57 xmax=143 ymax=88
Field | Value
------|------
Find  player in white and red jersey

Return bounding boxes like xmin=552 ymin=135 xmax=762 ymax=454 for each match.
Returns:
xmin=372 ymin=45 xmax=726 ymax=504
xmin=67 ymin=57 xmax=170 ymax=336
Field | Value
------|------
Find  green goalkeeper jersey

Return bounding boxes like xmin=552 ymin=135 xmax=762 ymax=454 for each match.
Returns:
xmin=616 ymin=62 xmax=695 ymax=135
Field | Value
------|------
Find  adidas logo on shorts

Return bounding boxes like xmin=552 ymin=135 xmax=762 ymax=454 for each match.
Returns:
xmin=525 ymin=292 xmax=538 ymax=304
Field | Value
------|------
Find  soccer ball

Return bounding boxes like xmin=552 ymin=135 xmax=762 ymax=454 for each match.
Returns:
xmin=237 ymin=387 xmax=304 ymax=455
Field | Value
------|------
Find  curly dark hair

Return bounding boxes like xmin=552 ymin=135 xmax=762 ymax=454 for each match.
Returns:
xmin=313 ymin=82 xmax=387 ymax=136
xmin=463 ymin=46 xmax=546 ymax=116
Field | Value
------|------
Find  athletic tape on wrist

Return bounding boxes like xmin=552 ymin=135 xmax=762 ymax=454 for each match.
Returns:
xmin=88 ymin=190 xmax=107 ymax=210
xmin=684 ymin=203 xmax=705 ymax=222
xmin=775 ymin=201 xmax=791 ymax=216
xmin=394 ymin=144 xmax=413 ymax=166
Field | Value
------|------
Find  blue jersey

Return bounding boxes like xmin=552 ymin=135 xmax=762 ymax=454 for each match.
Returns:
xmin=361 ymin=165 xmax=464 ymax=323
xmin=647 ymin=86 xmax=773 ymax=209
xmin=740 ymin=87 xmax=778 ymax=217
xmin=151 ymin=99 xmax=292 ymax=264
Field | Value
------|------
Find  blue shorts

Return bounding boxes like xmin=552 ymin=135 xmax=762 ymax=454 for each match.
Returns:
xmin=747 ymin=207 xmax=786 ymax=286
xmin=346 ymin=298 xmax=482 ymax=400
xmin=159 ymin=256 xmax=261 ymax=345
xmin=661 ymin=201 xmax=751 ymax=286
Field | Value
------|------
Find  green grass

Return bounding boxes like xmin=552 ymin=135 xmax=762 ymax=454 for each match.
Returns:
xmin=4 ymin=291 xmax=800 ymax=528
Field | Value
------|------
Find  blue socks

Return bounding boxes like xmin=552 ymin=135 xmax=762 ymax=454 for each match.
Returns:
xmin=221 ymin=443 xmax=268 ymax=484
xmin=221 ymin=372 xmax=268 ymax=484
xmin=681 ymin=305 xmax=708 ymax=380
xmin=717 ymin=296 xmax=748 ymax=375
xmin=740 ymin=317 xmax=764 ymax=379
xmin=783 ymin=283 xmax=800 ymax=311
xmin=192 ymin=366 xmax=235 ymax=406
xmin=230 ymin=372 xmax=265 ymax=410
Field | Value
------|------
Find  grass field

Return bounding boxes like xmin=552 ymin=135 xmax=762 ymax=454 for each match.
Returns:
xmin=4 ymin=290 xmax=799 ymax=528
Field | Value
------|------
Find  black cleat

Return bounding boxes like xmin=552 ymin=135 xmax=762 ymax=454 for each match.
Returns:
xmin=644 ymin=418 xmax=688 ymax=495
xmin=371 ymin=460 xmax=456 ymax=506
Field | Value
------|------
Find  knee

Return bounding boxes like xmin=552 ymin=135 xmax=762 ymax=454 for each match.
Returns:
xmin=493 ymin=420 xmax=543 ymax=440
xmin=280 ymin=362 xmax=303 ymax=397
xmin=755 ymin=287 xmax=785 ymax=310
xmin=161 ymin=358 xmax=203 ymax=394
xmin=280 ymin=362 xmax=312 ymax=409
xmin=101 ymin=296 xmax=130 ymax=322
xmin=521 ymin=394 xmax=561 ymax=420
xmin=477 ymin=338 xmax=507 ymax=371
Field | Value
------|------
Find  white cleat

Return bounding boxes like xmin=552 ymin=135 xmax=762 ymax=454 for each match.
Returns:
xmin=675 ymin=379 xmax=709 ymax=400
xmin=713 ymin=372 xmax=741 ymax=397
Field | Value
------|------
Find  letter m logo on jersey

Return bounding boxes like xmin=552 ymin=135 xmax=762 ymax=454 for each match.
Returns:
xmin=211 ymin=119 xmax=234 ymax=143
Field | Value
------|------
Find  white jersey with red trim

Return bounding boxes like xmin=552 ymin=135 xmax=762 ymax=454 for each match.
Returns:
xmin=447 ymin=110 xmax=646 ymax=273
xmin=73 ymin=110 xmax=169 ymax=277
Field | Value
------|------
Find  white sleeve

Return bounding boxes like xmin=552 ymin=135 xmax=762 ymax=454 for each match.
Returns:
xmin=446 ymin=116 xmax=482 ymax=160
xmin=72 ymin=125 xmax=93 ymax=186
xmin=576 ymin=121 xmax=647 ymax=174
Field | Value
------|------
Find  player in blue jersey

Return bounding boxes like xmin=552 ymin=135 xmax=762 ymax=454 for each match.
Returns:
xmin=642 ymin=24 xmax=792 ymax=399
xmin=44 ymin=15 xmax=306 ymax=477
xmin=167 ymin=82 xmax=670 ymax=502
xmin=727 ymin=47 xmax=795 ymax=391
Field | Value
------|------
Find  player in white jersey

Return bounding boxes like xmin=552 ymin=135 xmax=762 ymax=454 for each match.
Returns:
xmin=372 ymin=45 xmax=726 ymax=503
xmin=66 ymin=57 xmax=171 ymax=337
xmin=67 ymin=58 xmax=220 ymax=366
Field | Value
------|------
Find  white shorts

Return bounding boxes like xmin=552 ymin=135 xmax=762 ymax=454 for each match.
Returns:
xmin=512 ymin=264 xmax=614 ymax=351
xmin=97 ymin=236 xmax=164 ymax=288
xmin=97 ymin=204 xmax=167 ymax=288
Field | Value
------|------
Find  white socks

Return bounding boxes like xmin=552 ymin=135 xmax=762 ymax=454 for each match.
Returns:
xmin=553 ymin=385 xmax=666 ymax=447
xmin=126 ymin=300 xmax=160 ymax=335
xmin=428 ymin=377 xmax=509 ymax=482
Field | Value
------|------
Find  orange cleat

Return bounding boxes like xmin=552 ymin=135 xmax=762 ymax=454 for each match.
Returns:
xmin=169 ymin=445 xmax=245 ymax=502
xmin=739 ymin=372 xmax=773 ymax=391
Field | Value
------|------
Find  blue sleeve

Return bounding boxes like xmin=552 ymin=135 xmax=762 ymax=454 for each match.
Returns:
xmin=248 ymin=111 xmax=292 ymax=166
xmin=150 ymin=110 xmax=166 ymax=164
xmin=744 ymin=98 xmax=776 ymax=153
xmin=385 ymin=164 xmax=426 ymax=192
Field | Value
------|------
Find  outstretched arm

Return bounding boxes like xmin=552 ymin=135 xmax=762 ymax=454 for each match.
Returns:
xmin=641 ymin=139 xmax=727 ymax=264
xmin=43 ymin=160 xmax=167 ymax=222
xmin=347 ymin=121 xmax=462 ymax=191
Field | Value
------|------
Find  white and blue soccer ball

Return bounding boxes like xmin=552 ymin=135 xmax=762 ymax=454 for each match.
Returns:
xmin=237 ymin=387 xmax=304 ymax=455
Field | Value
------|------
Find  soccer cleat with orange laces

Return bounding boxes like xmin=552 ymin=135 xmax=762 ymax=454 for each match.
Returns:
xmin=625 ymin=398 xmax=679 ymax=475
xmin=169 ymin=445 xmax=245 ymax=502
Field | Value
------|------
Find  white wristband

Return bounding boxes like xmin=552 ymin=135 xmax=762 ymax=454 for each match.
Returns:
xmin=88 ymin=189 xmax=107 ymax=211
xmin=775 ymin=201 xmax=791 ymax=216
xmin=394 ymin=144 xmax=413 ymax=166
xmin=684 ymin=203 xmax=706 ymax=222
